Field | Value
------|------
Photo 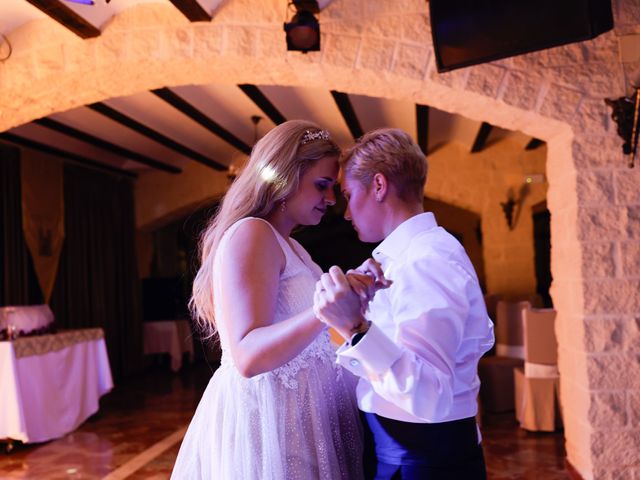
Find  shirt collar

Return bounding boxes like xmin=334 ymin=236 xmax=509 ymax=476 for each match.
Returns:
xmin=373 ymin=212 xmax=438 ymax=262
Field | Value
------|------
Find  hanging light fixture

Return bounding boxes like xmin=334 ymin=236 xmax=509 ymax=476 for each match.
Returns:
xmin=284 ymin=0 xmax=321 ymax=53
xmin=227 ymin=116 xmax=263 ymax=183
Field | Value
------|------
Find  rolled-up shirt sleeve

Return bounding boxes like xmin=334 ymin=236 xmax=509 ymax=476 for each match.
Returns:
xmin=336 ymin=254 xmax=471 ymax=422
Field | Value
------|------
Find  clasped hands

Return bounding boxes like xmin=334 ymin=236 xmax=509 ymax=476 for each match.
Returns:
xmin=313 ymin=259 xmax=391 ymax=341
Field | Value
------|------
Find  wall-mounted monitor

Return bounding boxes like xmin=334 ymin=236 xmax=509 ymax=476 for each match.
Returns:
xmin=429 ymin=0 xmax=614 ymax=72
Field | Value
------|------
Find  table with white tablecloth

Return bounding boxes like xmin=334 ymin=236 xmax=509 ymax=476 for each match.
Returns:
xmin=143 ymin=320 xmax=194 ymax=372
xmin=0 ymin=329 xmax=113 ymax=444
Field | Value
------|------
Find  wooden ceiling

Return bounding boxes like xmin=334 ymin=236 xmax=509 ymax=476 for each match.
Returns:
xmin=0 ymin=0 xmax=543 ymax=178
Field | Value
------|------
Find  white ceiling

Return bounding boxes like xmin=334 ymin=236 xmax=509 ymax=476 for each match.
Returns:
xmin=0 ymin=0 xmax=539 ymax=178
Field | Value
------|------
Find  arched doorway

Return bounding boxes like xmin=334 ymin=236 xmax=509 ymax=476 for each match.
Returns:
xmin=2 ymin=2 xmax=633 ymax=476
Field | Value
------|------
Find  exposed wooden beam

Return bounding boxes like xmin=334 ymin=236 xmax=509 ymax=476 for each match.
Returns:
xmin=0 ymin=132 xmax=137 ymax=178
xmin=168 ymin=0 xmax=212 ymax=22
xmin=331 ymin=90 xmax=363 ymax=140
xmin=416 ymin=104 xmax=430 ymax=155
xmin=525 ymin=138 xmax=545 ymax=150
xmin=25 ymin=0 xmax=100 ymax=39
xmin=471 ymin=122 xmax=493 ymax=153
xmin=238 ymin=84 xmax=287 ymax=125
xmin=151 ymin=88 xmax=252 ymax=155
xmin=35 ymin=118 xmax=182 ymax=174
xmin=87 ymin=102 xmax=226 ymax=171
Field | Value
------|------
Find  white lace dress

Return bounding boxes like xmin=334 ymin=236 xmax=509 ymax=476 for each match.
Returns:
xmin=171 ymin=218 xmax=363 ymax=480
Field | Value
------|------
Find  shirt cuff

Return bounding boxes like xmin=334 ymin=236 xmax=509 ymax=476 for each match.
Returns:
xmin=336 ymin=323 xmax=403 ymax=378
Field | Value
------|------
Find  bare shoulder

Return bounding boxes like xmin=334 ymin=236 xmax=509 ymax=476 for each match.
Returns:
xmin=223 ymin=218 xmax=285 ymax=272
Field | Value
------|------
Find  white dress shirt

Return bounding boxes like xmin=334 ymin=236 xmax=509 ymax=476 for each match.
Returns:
xmin=337 ymin=212 xmax=494 ymax=423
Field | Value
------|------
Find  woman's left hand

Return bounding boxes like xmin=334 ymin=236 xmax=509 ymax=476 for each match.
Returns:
xmin=314 ymin=266 xmax=365 ymax=339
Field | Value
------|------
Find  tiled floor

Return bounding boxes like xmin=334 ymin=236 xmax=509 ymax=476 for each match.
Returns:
xmin=0 ymin=360 xmax=569 ymax=479
xmin=482 ymin=414 xmax=568 ymax=480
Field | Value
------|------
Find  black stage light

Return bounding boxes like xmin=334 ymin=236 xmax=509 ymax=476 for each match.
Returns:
xmin=284 ymin=0 xmax=320 ymax=53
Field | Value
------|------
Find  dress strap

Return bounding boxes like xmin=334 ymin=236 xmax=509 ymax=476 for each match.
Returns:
xmin=222 ymin=217 xmax=291 ymax=262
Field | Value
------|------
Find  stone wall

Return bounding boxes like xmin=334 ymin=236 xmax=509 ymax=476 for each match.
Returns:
xmin=1 ymin=0 xmax=639 ymax=477
xmin=427 ymin=139 xmax=547 ymax=299
xmin=135 ymin=158 xmax=229 ymax=231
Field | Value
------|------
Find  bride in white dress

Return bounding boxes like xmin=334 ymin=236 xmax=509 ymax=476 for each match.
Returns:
xmin=171 ymin=121 xmax=366 ymax=479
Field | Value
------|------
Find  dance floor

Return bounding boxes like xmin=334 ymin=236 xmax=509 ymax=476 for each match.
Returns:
xmin=0 ymin=360 xmax=569 ymax=479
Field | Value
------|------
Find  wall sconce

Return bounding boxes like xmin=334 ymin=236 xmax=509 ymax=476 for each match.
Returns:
xmin=605 ymin=86 xmax=639 ymax=168
xmin=500 ymin=183 xmax=531 ymax=230
xmin=500 ymin=195 xmax=516 ymax=230
xmin=284 ymin=0 xmax=320 ymax=53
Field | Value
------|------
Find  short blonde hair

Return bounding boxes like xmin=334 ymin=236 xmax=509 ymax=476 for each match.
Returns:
xmin=341 ymin=128 xmax=427 ymax=203
xmin=191 ymin=120 xmax=340 ymax=335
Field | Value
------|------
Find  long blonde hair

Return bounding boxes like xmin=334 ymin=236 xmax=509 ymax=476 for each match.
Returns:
xmin=190 ymin=120 xmax=340 ymax=336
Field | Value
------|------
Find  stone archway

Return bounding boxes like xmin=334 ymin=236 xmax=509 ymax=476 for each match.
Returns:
xmin=2 ymin=2 xmax=636 ymax=478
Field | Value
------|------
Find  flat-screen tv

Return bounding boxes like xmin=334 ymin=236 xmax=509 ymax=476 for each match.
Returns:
xmin=429 ymin=0 xmax=613 ymax=72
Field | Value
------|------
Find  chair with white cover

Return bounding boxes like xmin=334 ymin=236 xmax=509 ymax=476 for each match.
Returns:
xmin=513 ymin=308 xmax=562 ymax=431
xmin=478 ymin=300 xmax=530 ymax=412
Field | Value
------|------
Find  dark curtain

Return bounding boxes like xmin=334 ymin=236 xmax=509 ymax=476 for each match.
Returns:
xmin=1 ymin=146 xmax=43 ymax=306
xmin=50 ymin=165 xmax=143 ymax=381
xmin=533 ymin=208 xmax=553 ymax=308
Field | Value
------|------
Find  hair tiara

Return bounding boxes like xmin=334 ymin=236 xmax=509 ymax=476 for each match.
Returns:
xmin=301 ymin=129 xmax=330 ymax=145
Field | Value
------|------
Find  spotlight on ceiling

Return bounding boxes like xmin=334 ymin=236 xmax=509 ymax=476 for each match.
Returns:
xmin=284 ymin=0 xmax=320 ymax=53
